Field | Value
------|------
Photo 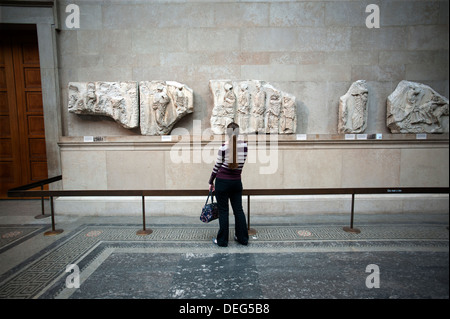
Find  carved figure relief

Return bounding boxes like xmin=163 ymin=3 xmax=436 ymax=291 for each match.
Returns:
xmin=281 ymin=95 xmax=296 ymax=134
xmin=68 ymin=81 xmax=193 ymax=135
xmin=68 ymin=81 xmax=139 ymax=129
xmin=266 ymin=90 xmax=282 ymax=134
xmin=210 ymin=80 xmax=297 ymax=134
xmin=152 ymin=84 xmax=170 ymax=131
xmin=236 ymin=82 xmax=251 ymax=133
xmin=175 ymin=86 xmax=188 ymax=115
xmin=387 ymin=80 xmax=449 ymax=133
xmin=250 ymin=82 xmax=266 ymax=133
xmin=223 ymin=83 xmax=236 ymax=127
xmin=338 ymin=80 xmax=369 ymax=134
xmin=140 ymin=81 xmax=194 ymax=135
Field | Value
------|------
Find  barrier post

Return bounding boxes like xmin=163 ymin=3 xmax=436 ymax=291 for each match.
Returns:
xmin=136 ymin=195 xmax=152 ymax=235
xmin=35 ymin=185 xmax=50 ymax=219
xmin=247 ymin=195 xmax=257 ymax=235
xmin=343 ymin=193 xmax=361 ymax=234
xmin=44 ymin=196 xmax=63 ymax=236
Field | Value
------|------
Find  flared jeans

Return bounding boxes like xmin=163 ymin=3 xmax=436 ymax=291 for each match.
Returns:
xmin=214 ymin=178 xmax=249 ymax=247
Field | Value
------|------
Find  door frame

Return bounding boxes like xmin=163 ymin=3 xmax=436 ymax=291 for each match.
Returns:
xmin=1 ymin=3 xmax=62 ymax=191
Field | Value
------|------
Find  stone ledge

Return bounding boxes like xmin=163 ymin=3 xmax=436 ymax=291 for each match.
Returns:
xmin=59 ymin=133 xmax=449 ymax=146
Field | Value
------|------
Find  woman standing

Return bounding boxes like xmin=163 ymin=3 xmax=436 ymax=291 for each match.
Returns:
xmin=208 ymin=122 xmax=249 ymax=247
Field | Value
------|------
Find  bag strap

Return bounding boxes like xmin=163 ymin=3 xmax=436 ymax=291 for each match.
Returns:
xmin=205 ymin=190 xmax=215 ymax=205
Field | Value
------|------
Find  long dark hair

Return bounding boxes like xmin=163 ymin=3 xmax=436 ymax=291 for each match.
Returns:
xmin=226 ymin=122 xmax=239 ymax=170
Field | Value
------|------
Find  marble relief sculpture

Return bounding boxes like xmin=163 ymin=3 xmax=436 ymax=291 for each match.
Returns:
xmin=387 ymin=80 xmax=449 ymax=133
xmin=236 ymin=82 xmax=251 ymax=133
xmin=69 ymin=79 xmax=448 ymax=137
xmin=250 ymin=82 xmax=266 ymax=133
xmin=210 ymin=80 xmax=297 ymax=134
xmin=68 ymin=81 xmax=193 ymax=135
xmin=139 ymin=81 xmax=194 ymax=135
xmin=338 ymin=80 xmax=369 ymax=134
xmin=68 ymin=81 xmax=139 ymax=129
xmin=281 ymin=95 xmax=296 ymax=134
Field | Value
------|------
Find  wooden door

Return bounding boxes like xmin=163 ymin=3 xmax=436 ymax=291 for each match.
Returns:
xmin=0 ymin=27 xmax=48 ymax=198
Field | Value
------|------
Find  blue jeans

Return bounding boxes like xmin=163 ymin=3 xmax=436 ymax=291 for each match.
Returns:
xmin=214 ymin=178 xmax=249 ymax=247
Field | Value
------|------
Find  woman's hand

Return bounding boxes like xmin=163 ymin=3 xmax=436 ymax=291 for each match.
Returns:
xmin=209 ymin=184 xmax=215 ymax=192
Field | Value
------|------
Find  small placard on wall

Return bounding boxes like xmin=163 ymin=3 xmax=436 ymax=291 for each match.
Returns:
xmin=161 ymin=135 xmax=172 ymax=142
xmin=356 ymin=134 xmax=367 ymax=140
xmin=84 ymin=136 xmax=104 ymax=142
xmin=416 ymin=133 xmax=427 ymax=140
xmin=296 ymin=134 xmax=307 ymax=140
xmin=345 ymin=134 xmax=356 ymax=140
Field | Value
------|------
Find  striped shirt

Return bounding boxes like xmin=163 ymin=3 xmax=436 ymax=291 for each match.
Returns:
xmin=209 ymin=141 xmax=248 ymax=185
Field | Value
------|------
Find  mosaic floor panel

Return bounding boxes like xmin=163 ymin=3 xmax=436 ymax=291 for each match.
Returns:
xmin=0 ymin=223 xmax=448 ymax=299
xmin=0 ymin=225 xmax=48 ymax=254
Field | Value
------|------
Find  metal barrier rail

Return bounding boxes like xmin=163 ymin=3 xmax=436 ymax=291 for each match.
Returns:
xmin=8 ymin=176 xmax=449 ymax=236
xmin=8 ymin=175 xmax=63 ymax=234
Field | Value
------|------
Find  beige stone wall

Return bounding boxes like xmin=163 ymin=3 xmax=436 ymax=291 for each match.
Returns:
xmin=56 ymin=0 xmax=449 ymax=137
xmin=56 ymin=135 xmax=449 ymax=216
xmin=2 ymin=0 xmax=448 ymax=194
xmin=59 ymin=135 xmax=449 ymax=189
xmin=55 ymin=1 xmax=449 ymax=217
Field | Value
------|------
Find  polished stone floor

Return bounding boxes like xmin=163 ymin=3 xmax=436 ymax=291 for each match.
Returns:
xmin=0 ymin=199 xmax=448 ymax=302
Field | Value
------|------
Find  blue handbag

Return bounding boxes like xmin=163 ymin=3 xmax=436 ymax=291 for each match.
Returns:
xmin=200 ymin=191 xmax=218 ymax=223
